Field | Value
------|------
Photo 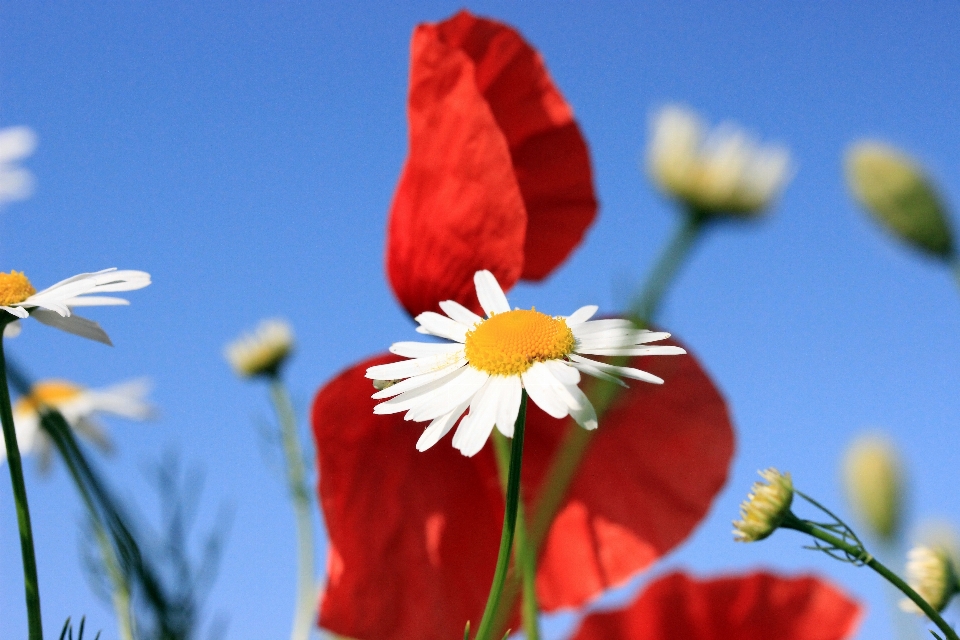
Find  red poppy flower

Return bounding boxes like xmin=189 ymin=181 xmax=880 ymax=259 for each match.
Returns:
xmin=312 ymin=340 xmax=734 ymax=640
xmin=570 ymin=571 xmax=862 ymax=640
xmin=386 ymin=9 xmax=597 ymax=317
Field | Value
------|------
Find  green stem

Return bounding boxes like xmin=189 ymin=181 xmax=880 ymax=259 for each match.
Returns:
xmin=269 ymin=377 xmax=317 ymax=640
xmin=782 ymin=514 xmax=959 ymax=640
xmin=628 ymin=208 xmax=708 ymax=322
xmin=0 ymin=326 xmax=43 ymax=639
xmin=474 ymin=392 xmax=528 ymax=640
xmin=492 ymin=432 xmax=539 ymax=640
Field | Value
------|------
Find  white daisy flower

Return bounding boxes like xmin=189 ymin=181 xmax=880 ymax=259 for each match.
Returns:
xmin=0 ymin=126 xmax=37 ymax=207
xmin=366 ymin=270 xmax=686 ymax=457
xmin=648 ymin=104 xmax=792 ymax=217
xmin=224 ymin=318 xmax=294 ymax=378
xmin=3 ymin=378 xmax=155 ymax=471
xmin=0 ymin=268 xmax=151 ymax=345
xmin=900 ymin=544 xmax=960 ymax=614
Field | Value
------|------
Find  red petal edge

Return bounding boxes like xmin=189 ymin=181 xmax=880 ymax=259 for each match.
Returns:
xmin=571 ymin=571 xmax=863 ymax=640
xmin=312 ymin=337 xmax=732 ymax=640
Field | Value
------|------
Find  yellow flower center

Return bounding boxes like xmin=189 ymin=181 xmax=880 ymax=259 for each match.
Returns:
xmin=0 ymin=271 xmax=36 ymax=306
xmin=464 ymin=309 xmax=575 ymax=376
xmin=15 ymin=380 xmax=84 ymax=415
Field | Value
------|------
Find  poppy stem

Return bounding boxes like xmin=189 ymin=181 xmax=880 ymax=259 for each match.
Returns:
xmin=629 ymin=208 xmax=708 ymax=323
xmin=781 ymin=513 xmax=960 ymax=640
xmin=268 ymin=376 xmax=317 ymax=640
xmin=474 ymin=391 xmax=528 ymax=640
xmin=0 ymin=322 xmax=44 ymax=640
xmin=492 ymin=432 xmax=540 ymax=640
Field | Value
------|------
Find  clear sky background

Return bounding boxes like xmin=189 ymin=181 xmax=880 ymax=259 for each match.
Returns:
xmin=2 ymin=2 xmax=959 ymax=639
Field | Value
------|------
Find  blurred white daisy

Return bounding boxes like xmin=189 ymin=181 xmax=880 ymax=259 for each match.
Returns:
xmin=0 ymin=126 xmax=37 ymax=207
xmin=647 ymin=104 xmax=792 ymax=217
xmin=3 ymin=378 xmax=155 ymax=471
xmin=0 ymin=268 xmax=151 ymax=345
xmin=366 ymin=270 xmax=686 ymax=457
xmin=900 ymin=544 xmax=959 ymax=614
xmin=225 ymin=318 xmax=294 ymax=378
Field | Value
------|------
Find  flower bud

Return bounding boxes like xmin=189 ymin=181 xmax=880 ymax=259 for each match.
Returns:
xmin=648 ymin=105 xmax=792 ymax=218
xmin=733 ymin=468 xmax=794 ymax=542
xmin=225 ymin=318 xmax=294 ymax=379
xmin=846 ymin=141 xmax=954 ymax=259
xmin=900 ymin=544 xmax=960 ymax=614
xmin=842 ymin=433 xmax=904 ymax=542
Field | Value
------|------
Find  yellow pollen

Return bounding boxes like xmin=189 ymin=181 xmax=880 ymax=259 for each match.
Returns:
xmin=15 ymin=380 xmax=84 ymax=415
xmin=0 ymin=271 xmax=36 ymax=306
xmin=464 ymin=308 xmax=575 ymax=376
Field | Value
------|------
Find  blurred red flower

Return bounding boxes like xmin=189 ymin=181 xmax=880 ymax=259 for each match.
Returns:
xmin=386 ymin=9 xmax=597 ymax=317
xmin=570 ymin=571 xmax=862 ymax=640
xmin=312 ymin=342 xmax=733 ymax=640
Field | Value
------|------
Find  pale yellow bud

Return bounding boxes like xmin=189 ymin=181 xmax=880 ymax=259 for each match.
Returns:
xmin=225 ymin=318 xmax=295 ymax=379
xmin=900 ymin=544 xmax=960 ymax=614
xmin=842 ymin=433 xmax=904 ymax=541
xmin=648 ymin=105 xmax=792 ymax=218
xmin=846 ymin=141 xmax=954 ymax=259
xmin=733 ymin=468 xmax=794 ymax=542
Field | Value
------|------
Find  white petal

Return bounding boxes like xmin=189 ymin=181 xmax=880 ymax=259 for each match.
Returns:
xmin=565 ymin=305 xmax=598 ymax=327
xmin=572 ymin=319 xmax=637 ymax=335
xmin=373 ymin=369 xmax=466 ymax=415
xmin=543 ymin=360 xmax=580 ymax=386
xmin=406 ymin=366 xmax=489 ymax=422
xmin=453 ymin=378 xmax=500 ymax=457
xmin=568 ymin=354 xmax=664 ymax=384
xmin=566 ymin=357 xmax=628 ymax=388
xmin=365 ymin=351 xmax=463 ymax=380
xmin=414 ymin=312 xmax=469 ymax=343
xmin=3 ymin=321 xmax=21 ymax=338
xmin=87 ymin=378 xmax=155 ymax=420
xmin=439 ymin=300 xmax=483 ymax=327
xmin=389 ymin=341 xmax=463 ymax=359
xmin=0 ymin=305 xmax=29 ymax=318
xmin=372 ymin=359 xmax=467 ymax=399
xmin=521 ymin=362 xmax=572 ymax=419
xmin=32 ymin=310 xmax=112 ymax=345
xmin=474 ymin=270 xmax=510 ymax=316
xmin=576 ymin=345 xmax=686 ymax=357
xmin=566 ymin=384 xmax=598 ymax=430
xmin=60 ymin=296 xmax=130 ymax=307
xmin=494 ymin=376 xmax=522 ymax=437
xmin=416 ymin=398 xmax=470 ymax=452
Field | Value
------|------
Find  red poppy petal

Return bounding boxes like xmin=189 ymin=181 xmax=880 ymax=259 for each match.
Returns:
xmin=571 ymin=571 xmax=862 ymax=640
xmin=534 ymin=337 xmax=735 ymax=610
xmin=312 ymin=338 xmax=732 ymax=639
xmin=386 ymin=21 xmax=527 ymax=317
xmin=435 ymin=10 xmax=598 ymax=281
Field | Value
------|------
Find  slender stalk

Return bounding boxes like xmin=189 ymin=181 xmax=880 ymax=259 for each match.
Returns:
xmin=781 ymin=514 xmax=959 ymax=640
xmin=628 ymin=208 xmax=708 ymax=322
xmin=952 ymin=259 xmax=960 ymax=294
xmin=474 ymin=392 xmax=528 ymax=640
xmin=0 ymin=328 xmax=43 ymax=639
xmin=269 ymin=377 xmax=317 ymax=640
xmin=492 ymin=432 xmax=539 ymax=640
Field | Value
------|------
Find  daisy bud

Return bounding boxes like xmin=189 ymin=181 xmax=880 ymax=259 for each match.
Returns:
xmin=842 ymin=433 xmax=904 ymax=542
xmin=733 ymin=468 xmax=794 ymax=542
xmin=899 ymin=544 xmax=960 ymax=614
xmin=225 ymin=318 xmax=295 ymax=379
xmin=846 ymin=141 xmax=954 ymax=259
xmin=647 ymin=105 xmax=792 ymax=218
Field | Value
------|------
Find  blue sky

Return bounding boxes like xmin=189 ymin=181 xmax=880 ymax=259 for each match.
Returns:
xmin=2 ymin=2 xmax=959 ymax=638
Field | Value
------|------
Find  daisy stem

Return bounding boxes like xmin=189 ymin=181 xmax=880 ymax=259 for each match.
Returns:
xmin=781 ymin=514 xmax=960 ymax=640
xmin=474 ymin=391 xmax=528 ymax=640
xmin=492 ymin=432 xmax=540 ymax=640
xmin=629 ymin=207 xmax=708 ymax=322
xmin=268 ymin=376 xmax=317 ymax=640
xmin=0 ymin=329 xmax=44 ymax=640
